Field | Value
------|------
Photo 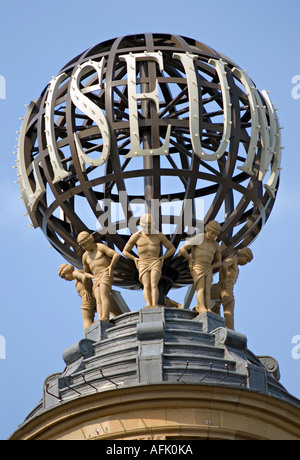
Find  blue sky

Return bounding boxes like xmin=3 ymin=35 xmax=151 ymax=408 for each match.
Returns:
xmin=1 ymin=0 xmax=300 ymax=440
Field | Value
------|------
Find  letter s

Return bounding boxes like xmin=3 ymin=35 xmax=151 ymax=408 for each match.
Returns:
xmin=70 ymin=58 xmax=111 ymax=170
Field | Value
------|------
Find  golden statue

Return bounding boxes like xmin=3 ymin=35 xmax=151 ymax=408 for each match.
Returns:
xmin=77 ymin=232 xmax=120 ymax=323
xmin=122 ymin=214 xmax=175 ymax=308
xmin=179 ymin=220 xmax=222 ymax=315
xmin=211 ymin=247 xmax=253 ymax=330
xmin=58 ymin=264 xmax=95 ymax=330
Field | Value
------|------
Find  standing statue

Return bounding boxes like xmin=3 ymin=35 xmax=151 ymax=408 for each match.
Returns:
xmin=58 ymin=264 xmax=95 ymax=330
xmin=77 ymin=232 xmax=120 ymax=323
xmin=122 ymin=214 xmax=176 ymax=308
xmin=211 ymin=247 xmax=253 ymax=330
xmin=179 ymin=220 xmax=222 ymax=315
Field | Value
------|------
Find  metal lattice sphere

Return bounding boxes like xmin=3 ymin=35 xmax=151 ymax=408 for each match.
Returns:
xmin=17 ymin=33 xmax=282 ymax=291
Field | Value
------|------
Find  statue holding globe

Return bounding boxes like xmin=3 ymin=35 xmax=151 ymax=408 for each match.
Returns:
xmin=211 ymin=247 xmax=253 ymax=330
xmin=180 ymin=221 xmax=222 ymax=314
xmin=58 ymin=264 xmax=96 ymax=330
xmin=122 ymin=214 xmax=175 ymax=308
xmin=77 ymin=232 xmax=120 ymax=323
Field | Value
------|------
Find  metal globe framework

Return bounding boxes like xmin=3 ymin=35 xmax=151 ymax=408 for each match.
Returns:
xmin=16 ymin=33 xmax=282 ymax=292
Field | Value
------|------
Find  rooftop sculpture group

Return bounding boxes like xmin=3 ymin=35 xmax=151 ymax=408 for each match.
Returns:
xmin=16 ymin=33 xmax=278 ymax=334
xmin=59 ymin=214 xmax=253 ymax=331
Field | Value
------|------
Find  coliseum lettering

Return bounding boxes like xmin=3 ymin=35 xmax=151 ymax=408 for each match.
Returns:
xmin=45 ymin=73 xmax=72 ymax=183
xmin=173 ymin=53 xmax=232 ymax=161
xmin=119 ymin=51 xmax=171 ymax=158
xmin=70 ymin=58 xmax=111 ymax=170
xmin=19 ymin=52 xmax=282 ymax=225
xmin=17 ymin=101 xmax=46 ymax=228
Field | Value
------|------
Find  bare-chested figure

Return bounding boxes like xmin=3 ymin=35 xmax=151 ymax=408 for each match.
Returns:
xmin=122 ymin=214 xmax=175 ymax=308
xmin=77 ymin=232 xmax=120 ymax=323
xmin=58 ymin=264 xmax=95 ymax=330
xmin=179 ymin=220 xmax=222 ymax=314
xmin=211 ymin=247 xmax=253 ymax=330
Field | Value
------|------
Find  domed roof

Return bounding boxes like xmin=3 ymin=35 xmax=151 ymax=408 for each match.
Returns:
xmin=19 ymin=308 xmax=300 ymax=427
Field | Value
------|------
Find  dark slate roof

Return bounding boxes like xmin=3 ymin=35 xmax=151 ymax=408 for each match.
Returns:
xmin=22 ymin=308 xmax=300 ymax=424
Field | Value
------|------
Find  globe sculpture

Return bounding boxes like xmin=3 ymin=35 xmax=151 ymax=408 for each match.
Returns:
xmin=16 ymin=33 xmax=282 ymax=298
